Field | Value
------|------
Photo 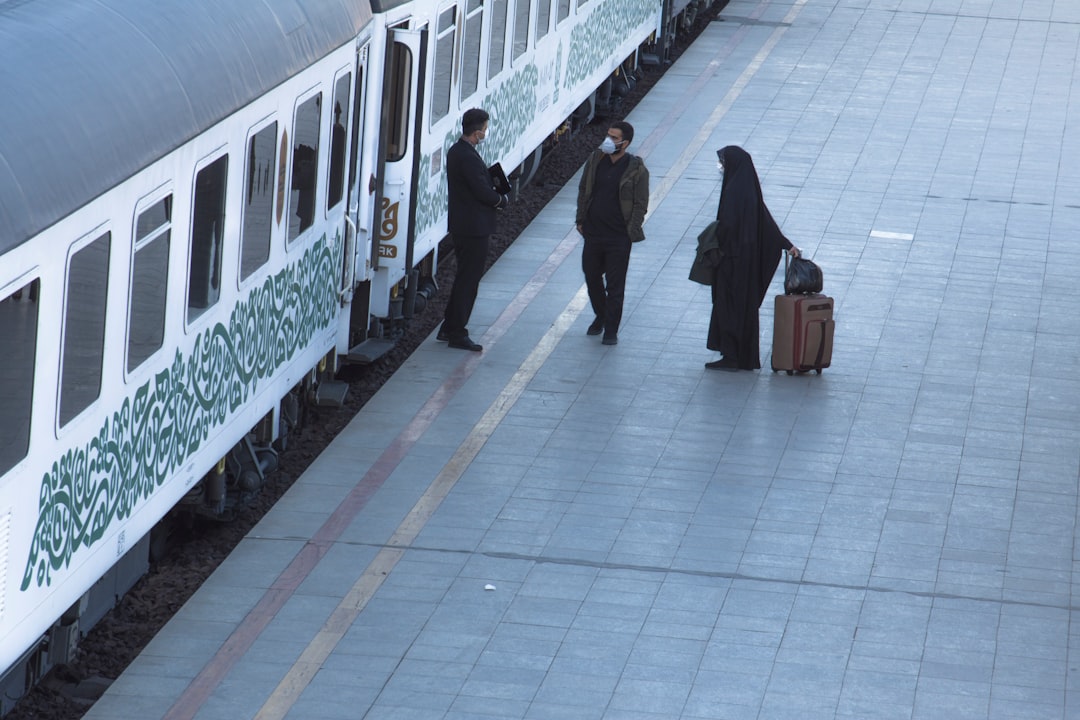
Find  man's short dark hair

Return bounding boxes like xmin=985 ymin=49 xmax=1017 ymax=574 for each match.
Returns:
xmin=611 ymin=121 xmax=634 ymax=146
xmin=463 ymin=108 xmax=489 ymax=136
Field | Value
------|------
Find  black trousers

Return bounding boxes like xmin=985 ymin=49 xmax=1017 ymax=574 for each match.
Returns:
xmin=581 ymin=234 xmax=631 ymax=335
xmin=442 ymin=232 xmax=489 ymax=340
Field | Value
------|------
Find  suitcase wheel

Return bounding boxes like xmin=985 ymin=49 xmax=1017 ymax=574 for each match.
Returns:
xmin=815 ymin=369 xmax=822 ymax=374
xmin=786 ymin=370 xmax=793 ymax=376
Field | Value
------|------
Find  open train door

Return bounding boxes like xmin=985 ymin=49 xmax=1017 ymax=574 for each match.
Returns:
xmin=340 ymin=37 xmax=370 ymax=358
xmin=367 ymin=25 xmax=427 ymax=336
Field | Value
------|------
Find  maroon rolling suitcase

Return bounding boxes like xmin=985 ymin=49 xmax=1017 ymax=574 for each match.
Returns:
xmin=772 ymin=293 xmax=834 ymax=374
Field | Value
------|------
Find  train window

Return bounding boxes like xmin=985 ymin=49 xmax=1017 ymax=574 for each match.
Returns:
xmin=349 ymin=65 xmax=365 ymax=192
xmin=288 ymin=94 xmax=322 ymax=241
xmin=188 ymin=155 xmax=228 ymax=322
xmin=242 ymin=123 xmax=277 ymax=281
xmin=461 ymin=0 xmax=483 ymax=100
xmin=129 ymin=196 xmax=171 ymax=371
xmin=431 ymin=7 xmax=456 ymax=122
xmin=59 ymin=232 xmax=110 ymax=427
xmin=557 ymin=0 xmax=570 ymax=23
xmin=488 ymin=0 xmax=508 ymax=80
xmin=577 ymin=0 xmax=587 ymax=7
xmin=536 ymin=0 xmax=551 ymax=41
xmin=0 ymin=279 xmax=39 ymax=474
xmin=513 ymin=0 xmax=529 ymax=60
xmin=328 ymin=75 xmax=350 ymax=210
xmin=385 ymin=46 xmax=411 ymax=162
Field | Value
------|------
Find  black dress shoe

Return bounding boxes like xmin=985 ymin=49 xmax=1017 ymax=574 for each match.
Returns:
xmin=601 ymin=334 xmax=618 ymax=346
xmin=705 ymin=358 xmax=739 ymax=371
xmin=448 ymin=337 xmax=483 ymax=351
xmin=436 ymin=329 xmax=449 ymax=342
xmin=587 ymin=318 xmax=604 ymax=336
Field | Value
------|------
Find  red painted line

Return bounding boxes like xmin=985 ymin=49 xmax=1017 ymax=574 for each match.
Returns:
xmin=163 ymin=230 xmax=581 ymax=719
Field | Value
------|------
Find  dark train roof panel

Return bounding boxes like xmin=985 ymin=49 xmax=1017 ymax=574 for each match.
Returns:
xmin=370 ymin=0 xmax=412 ymax=10
xmin=0 ymin=0 xmax=373 ymax=256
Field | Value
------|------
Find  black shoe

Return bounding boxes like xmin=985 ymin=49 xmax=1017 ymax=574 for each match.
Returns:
xmin=601 ymin=334 xmax=618 ymax=346
xmin=587 ymin=318 xmax=604 ymax=336
xmin=436 ymin=329 xmax=449 ymax=342
xmin=448 ymin=337 xmax=483 ymax=352
xmin=705 ymin=358 xmax=739 ymax=371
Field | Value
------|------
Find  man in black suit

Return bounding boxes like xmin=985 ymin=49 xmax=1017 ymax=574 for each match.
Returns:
xmin=438 ymin=108 xmax=508 ymax=352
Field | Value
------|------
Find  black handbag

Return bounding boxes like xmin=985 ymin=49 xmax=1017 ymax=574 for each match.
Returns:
xmin=784 ymin=255 xmax=823 ymax=294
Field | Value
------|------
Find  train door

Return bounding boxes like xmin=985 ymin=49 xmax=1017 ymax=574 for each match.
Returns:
xmin=368 ymin=26 xmax=427 ymax=323
xmin=340 ymin=38 xmax=370 ymax=356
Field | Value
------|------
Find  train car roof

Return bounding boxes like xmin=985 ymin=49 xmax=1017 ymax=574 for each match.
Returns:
xmin=0 ymin=0 xmax=373 ymax=256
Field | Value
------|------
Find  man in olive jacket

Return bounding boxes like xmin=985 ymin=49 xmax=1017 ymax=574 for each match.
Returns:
xmin=575 ymin=120 xmax=649 ymax=346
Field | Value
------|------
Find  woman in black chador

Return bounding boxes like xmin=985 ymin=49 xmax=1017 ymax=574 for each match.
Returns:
xmin=706 ymin=146 xmax=799 ymax=370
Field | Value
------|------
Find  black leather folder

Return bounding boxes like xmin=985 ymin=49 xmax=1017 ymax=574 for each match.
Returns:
xmin=488 ymin=162 xmax=512 ymax=194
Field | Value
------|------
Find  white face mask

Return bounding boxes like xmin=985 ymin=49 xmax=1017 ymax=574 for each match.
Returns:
xmin=600 ymin=137 xmax=617 ymax=154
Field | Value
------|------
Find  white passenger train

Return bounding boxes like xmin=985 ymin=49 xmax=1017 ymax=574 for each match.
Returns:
xmin=0 ymin=0 xmax=714 ymax=711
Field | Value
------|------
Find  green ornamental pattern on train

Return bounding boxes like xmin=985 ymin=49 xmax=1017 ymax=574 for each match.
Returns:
xmin=21 ymin=232 xmax=343 ymax=590
xmin=564 ymin=0 xmax=656 ymax=88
